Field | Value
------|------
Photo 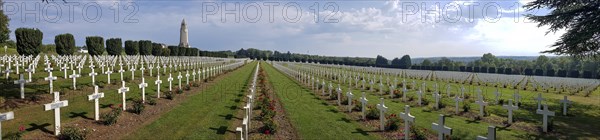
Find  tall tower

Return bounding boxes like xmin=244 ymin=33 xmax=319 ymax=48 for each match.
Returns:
xmin=179 ymin=19 xmax=189 ymax=48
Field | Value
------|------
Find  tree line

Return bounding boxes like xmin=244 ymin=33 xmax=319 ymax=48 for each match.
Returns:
xmin=15 ymin=28 xmax=200 ymax=56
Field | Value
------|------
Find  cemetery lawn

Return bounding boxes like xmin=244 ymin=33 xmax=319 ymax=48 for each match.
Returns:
xmin=124 ymin=62 xmax=257 ymax=139
xmin=262 ymin=63 xmax=380 ymax=139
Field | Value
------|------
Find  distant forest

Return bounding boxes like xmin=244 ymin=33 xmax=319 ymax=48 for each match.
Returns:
xmin=204 ymin=48 xmax=599 ymax=79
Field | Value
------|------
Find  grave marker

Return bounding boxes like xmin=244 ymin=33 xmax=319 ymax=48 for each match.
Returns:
xmin=376 ymin=98 xmax=388 ymax=131
xmin=87 ymin=86 xmax=104 ymax=121
xmin=44 ymin=92 xmax=69 ymax=135
xmin=432 ymin=114 xmax=452 ymax=140
xmin=399 ymin=105 xmax=415 ymax=140
xmin=536 ymin=104 xmax=555 ymax=132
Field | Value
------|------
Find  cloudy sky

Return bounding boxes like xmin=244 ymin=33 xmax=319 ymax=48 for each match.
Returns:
xmin=4 ymin=0 xmax=562 ymax=58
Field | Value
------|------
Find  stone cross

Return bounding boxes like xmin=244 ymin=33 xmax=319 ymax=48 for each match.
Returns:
xmin=168 ymin=73 xmax=174 ymax=91
xmin=88 ymin=86 xmax=104 ymax=121
xmin=25 ymin=65 xmax=33 ymax=82
xmin=502 ymin=99 xmax=519 ymax=124
xmin=379 ymin=83 xmax=384 ymax=96
xmin=61 ymin=64 xmax=68 ymax=79
xmin=475 ymin=94 xmax=488 ymax=117
xmin=44 ymin=92 xmax=69 ymax=135
xmin=118 ymin=67 xmax=125 ymax=81
xmin=129 ymin=67 xmax=136 ymax=80
xmin=399 ymin=105 xmax=415 ymax=140
xmin=155 ymin=74 xmax=163 ymax=98
xmin=359 ymin=92 xmax=368 ymax=120
xmin=139 ymin=77 xmax=148 ymax=103
xmin=536 ymin=104 xmax=555 ymax=132
xmin=68 ymin=70 xmax=80 ymax=90
xmin=0 ymin=111 xmax=15 ymax=139
xmin=346 ymin=91 xmax=354 ymax=112
xmin=476 ymin=126 xmax=496 ymax=140
xmin=432 ymin=114 xmax=452 ymax=140
xmin=336 ymin=86 xmax=342 ymax=106
xmin=376 ymin=98 xmax=388 ymax=131
xmin=185 ymin=70 xmax=190 ymax=85
xmin=89 ymin=68 xmax=98 ymax=86
xmin=559 ymin=96 xmax=571 ymax=116
xmin=416 ymin=89 xmax=423 ymax=106
xmin=446 ymin=85 xmax=451 ymax=97
xmin=453 ymin=94 xmax=464 ymax=114
xmin=433 ymin=92 xmax=441 ymax=109
xmin=45 ymin=72 xmax=58 ymax=94
xmin=14 ymin=74 xmax=27 ymax=99
xmin=177 ymin=72 xmax=183 ymax=89
xmin=105 ymin=68 xmax=113 ymax=84
xmin=403 ymin=87 xmax=408 ymax=101
xmin=534 ymin=93 xmax=545 ymax=110
xmin=118 ymin=82 xmax=130 ymax=111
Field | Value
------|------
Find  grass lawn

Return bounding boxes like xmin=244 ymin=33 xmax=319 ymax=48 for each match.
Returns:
xmin=124 ymin=62 xmax=256 ymax=139
xmin=262 ymin=63 xmax=380 ymax=139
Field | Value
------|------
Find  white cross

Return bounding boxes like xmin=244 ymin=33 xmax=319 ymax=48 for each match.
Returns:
xmin=399 ymin=105 xmax=415 ymax=140
xmin=45 ymin=72 xmax=58 ymax=94
xmin=177 ymin=72 xmax=183 ymax=89
xmin=89 ymin=68 xmax=98 ymax=86
xmin=168 ymin=73 xmax=174 ymax=91
xmin=44 ymin=92 xmax=69 ymax=136
xmin=416 ymin=90 xmax=423 ymax=106
xmin=359 ymin=92 xmax=368 ymax=120
xmin=61 ymin=64 xmax=68 ymax=79
xmin=535 ymin=93 xmax=545 ymax=110
xmin=559 ymin=96 xmax=571 ymax=116
xmin=454 ymin=94 xmax=464 ymax=114
xmin=502 ymin=99 xmax=519 ymax=124
xmin=346 ymin=91 xmax=354 ymax=112
xmin=129 ymin=67 xmax=136 ymax=80
xmin=536 ymin=104 xmax=555 ymax=132
xmin=105 ymin=68 xmax=113 ymax=84
xmin=69 ymin=70 xmax=80 ymax=90
xmin=476 ymin=126 xmax=496 ymax=140
xmin=25 ymin=65 xmax=33 ymax=82
xmin=88 ymin=86 xmax=104 ymax=121
xmin=14 ymin=74 xmax=28 ymax=99
xmin=433 ymin=92 xmax=441 ymax=109
xmin=186 ymin=70 xmax=190 ymax=85
xmin=475 ymin=94 xmax=488 ymax=117
xmin=336 ymin=86 xmax=342 ymax=106
xmin=432 ymin=114 xmax=452 ymax=140
xmin=118 ymin=82 xmax=130 ymax=111
xmin=139 ymin=77 xmax=148 ymax=103
xmin=118 ymin=67 xmax=125 ymax=81
xmin=376 ymin=98 xmax=388 ymax=131
xmin=0 ymin=111 xmax=15 ymax=138
xmin=155 ymin=74 xmax=163 ymax=98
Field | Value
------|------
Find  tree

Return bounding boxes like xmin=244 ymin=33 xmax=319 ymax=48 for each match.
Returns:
xmin=54 ymin=33 xmax=75 ymax=55
xmin=138 ymin=40 xmax=152 ymax=55
xmin=106 ymin=38 xmax=122 ymax=55
xmin=399 ymin=55 xmax=412 ymax=69
xmin=15 ymin=28 xmax=43 ymax=55
xmin=524 ymin=0 xmax=600 ymax=57
xmin=152 ymin=43 xmax=162 ymax=56
xmin=178 ymin=47 xmax=187 ymax=56
xmin=375 ymin=55 xmax=389 ymax=67
xmin=186 ymin=48 xmax=195 ymax=56
xmin=0 ymin=0 xmax=10 ymax=43
xmin=86 ymin=36 xmax=104 ymax=56
xmin=421 ymin=59 xmax=432 ymax=67
xmin=161 ymin=48 xmax=170 ymax=56
xmin=124 ymin=40 xmax=138 ymax=55
xmin=168 ymin=46 xmax=179 ymax=56
xmin=391 ymin=57 xmax=401 ymax=68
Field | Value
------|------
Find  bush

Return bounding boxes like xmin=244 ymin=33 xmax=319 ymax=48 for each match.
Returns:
xmin=100 ymin=105 xmax=122 ymax=125
xmin=15 ymin=28 xmax=43 ymax=56
xmin=261 ymin=118 xmax=277 ymax=135
xmin=365 ymin=106 xmax=379 ymax=120
xmin=462 ymin=103 xmax=471 ymax=112
xmin=58 ymin=126 xmax=89 ymax=140
xmin=151 ymin=43 xmax=162 ymax=56
xmin=161 ymin=48 xmax=170 ymax=56
xmin=178 ymin=46 xmax=187 ymax=56
xmin=85 ymin=36 xmax=104 ymax=56
xmin=168 ymin=46 xmax=179 ymax=56
xmin=165 ymin=91 xmax=174 ymax=100
xmin=138 ymin=40 xmax=152 ymax=55
xmin=132 ymin=99 xmax=145 ymax=114
xmin=147 ymin=98 xmax=157 ymax=105
xmin=184 ymin=84 xmax=191 ymax=91
xmin=54 ymin=33 xmax=76 ymax=55
xmin=176 ymin=88 xmax=183 ymax=94
xmin=5 ymin=125 xmax=25 ymax=140
xmin=385 ymin=114 xmax=400 ymax=131
xmin=124 ymin=40 xmax=138 ymax=55
xmin=106 ymin=38 xmax=122 ymax=55
xmin=410 ymin=124 xmax=427 ymax=140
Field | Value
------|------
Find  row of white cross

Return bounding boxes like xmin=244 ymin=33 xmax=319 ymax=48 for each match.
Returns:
xmin=236 ymin=61 xmax=258 ymax=140
xmin=273 ymin=61 xmax=574 ymax=139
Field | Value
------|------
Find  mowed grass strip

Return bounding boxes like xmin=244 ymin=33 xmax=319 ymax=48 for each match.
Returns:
xmin=124 ymin=62 xmax=256 ymax=139
xmin=262 ymin=63 xmax=379 ymax=139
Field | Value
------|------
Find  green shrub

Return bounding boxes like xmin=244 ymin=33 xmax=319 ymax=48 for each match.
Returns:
xmin=106 ymin=38 xmax=122 ymax=55
xmin=132 ymin=99 xmax=145 ymax=114
xmin=410 ymin=124 xmax=427 ymax=140
xmin=85 ymin=36 xmax=104 ymax=56
xmin=54 ymin=33 xmax=76 ymax=55
xmin=261 ymin=118 xmax=276 ymax=135
xmin=385 ymin=113 xmax=400 ymax=131
xmin=147 ymin=98 xmax=157 ymax=105
xmin=168 ymin=46 xmax=179 ymax=56
xmin=124 ymin=40 xmax=138 ymax=55
xmin=5 ymin=125 xmax=25 ymax=140
xmin=151 ymin=43 xmax=162 ymax=56
xmin=58 ymin=126 xmax=89 ymax=140
xmin=138 ymin=40 xmax=152 ymax=55
xmin=365 ymin=106 xmax=379 ymax=120
xmin=15 ymin=28 xmax=43 ymax=56
xmin=100 ymin=105 xmax=122 ymax=125
xmin=165 ymin=91 xmax=174 ymax=100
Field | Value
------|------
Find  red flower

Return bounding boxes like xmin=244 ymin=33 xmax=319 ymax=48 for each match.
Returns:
xmin=19 ymin=125 xmax=25 ymax=132
xmin=119 ymin=104 xmax=123 ymax=108
xmin=264 ymin=130 xmax=270 ymax=135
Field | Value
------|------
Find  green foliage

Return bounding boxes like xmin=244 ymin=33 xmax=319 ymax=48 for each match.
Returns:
xmin=161 ymin=48 xmax=170 ymax=56
xmin=58 ymin=126 xmax=89 ymax=140
xmin=178 ymin=46 xmax=187 ymax=56
xmin=524 ymin=0 xmax=600 ymax=58
xmin=365 ymin=105 xmax=379 ymax=120
xmin=168 ymin=46 xmax=179 ymax=56
xmin=410 ymin=124 xmax=427 ymax=140
xmin=15 ymin=28 xmax=43 ymax=55
xmin=399 ymin=55 xmax=412 ymax=69
xmin=132 ymin=99 xmax=145 ymax=114
xmin=165 ymin=91 xmax=174 ymax=100
xmin=101 ymin=105 xmax=122 ymax=125
xmin=385 ymin=113 xmax=400 ymax=131
xmin=151 ymin=43 xmax=162 ymax=56
xmin=106 ymin=38 xmax=122 ymax=55
xmin=85 ymin=36 xmax=104 ymax=56
xmin=138 ymin=40 xmax=152 ymax=55
xmin=124 ymin=40 xmax=138 ymax=55
xmin=147 ymin=98 xmax=157 ymax=105
xmin=0 ymin=8 xmax=9 ymax=43
xmin=375 ymin=55 xmax=389 ymax=67
xmin=54 ymin=33 xmax=76 ymax=55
